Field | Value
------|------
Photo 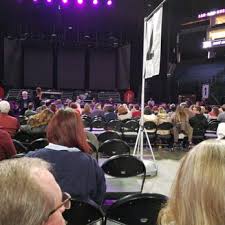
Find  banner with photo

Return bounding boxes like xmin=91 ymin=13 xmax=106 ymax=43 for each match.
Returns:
xmin=143 ymin=6 xmax=163 ymax=78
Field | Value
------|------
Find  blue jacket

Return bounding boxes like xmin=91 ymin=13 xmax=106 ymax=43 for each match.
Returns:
xmin=26 ymin=144 xmax=106 ymax=205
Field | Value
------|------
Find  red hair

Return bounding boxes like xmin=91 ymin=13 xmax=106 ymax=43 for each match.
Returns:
xmin=47 ymin=109 xmax=91 ymax=153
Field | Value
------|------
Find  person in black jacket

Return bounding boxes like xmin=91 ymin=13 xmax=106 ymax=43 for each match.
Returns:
xmin=189 ymin=106 xmax=208 ymax=137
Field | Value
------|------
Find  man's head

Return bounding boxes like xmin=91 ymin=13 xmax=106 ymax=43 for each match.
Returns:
xmin=0 ymin=100 xmax=10 ymax=114
xmin=22 ymin=91 xmax=28 ymax=99
xmin=0 ymin=158 xmax=67 ymax=225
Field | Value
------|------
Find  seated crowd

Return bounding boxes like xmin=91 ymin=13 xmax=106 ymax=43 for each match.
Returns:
xmin=0 ymin=89 xmax=225 ymax=224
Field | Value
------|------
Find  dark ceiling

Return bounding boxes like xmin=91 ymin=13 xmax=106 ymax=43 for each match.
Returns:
xmin=0 ymin=0 xmax=224 ymax=37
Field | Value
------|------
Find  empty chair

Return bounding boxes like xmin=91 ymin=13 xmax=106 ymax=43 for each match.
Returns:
xmin=90 ymin=119 xmax=106 ymax=135
xmin=101 ymin=155 xmax=146 ymax=202
xmin=106 ymin=120 xmax=122 ymax=133
xmin=98 ymin=131 xmax=121 ymax=144
xmin=63 ymin=199 xmax=105 ymax=225
xmin=98 ymin=139 xmax=130 ymax=159
xmin=122 ymin=120 xmax=139 ymax=144
xmin=13 ymin=139 xmax=28 ymax=153
xmin=29 ymin=138 xmax=49 ymax=151
xmin=106 ymin=193 xmax=168 ymax=225
xmin=205 ymin=120 xmax=220 ymax=139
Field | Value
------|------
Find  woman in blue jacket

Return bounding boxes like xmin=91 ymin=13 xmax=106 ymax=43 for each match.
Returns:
xmin=27 ymin=108 xmax=106 ymax=205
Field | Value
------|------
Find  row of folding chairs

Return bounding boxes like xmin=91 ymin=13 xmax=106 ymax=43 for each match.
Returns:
xmin=64 ymin=192 xmax=168 ymax=225
xmin=13 ymin=138 xmax=49 ymax=154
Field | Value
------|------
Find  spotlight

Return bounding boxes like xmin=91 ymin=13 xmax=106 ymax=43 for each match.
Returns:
xmin=77 ymin=0 xmax=83 ymax=4
xmin=107 ymin=0 xmax=112 ymax=6
xmin=93 ymin=0 xmax=98 ymax=5
xmin=46 ymin=0 xmax=52 ymax=3
xmin=33 ymin=0 xmax=38 ymax=2
xmin=62 ymin=0 xmax=68 ymax=4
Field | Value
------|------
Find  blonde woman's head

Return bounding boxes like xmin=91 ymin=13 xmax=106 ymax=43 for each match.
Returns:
xmin=158 ymin=139 xmax=225 ymax=225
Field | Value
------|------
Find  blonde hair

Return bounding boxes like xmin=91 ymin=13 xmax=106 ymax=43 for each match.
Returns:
xmin=158 ymin=139 xmax=225 ymax=225
xmin=0 ymin=158 xmax=54 ymax=225
xmin=28 ymin=109 xmax=54 ymax=128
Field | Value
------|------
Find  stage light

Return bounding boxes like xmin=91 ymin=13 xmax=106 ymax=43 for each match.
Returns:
xmin=93 ymin=0 xmax=98 ymax=5
xmin=107 ymin=0 xmax=112 ymax=6
xmin=77 ymin=0 xmax=83 ymax=4
xmin=46 ymin=0 xmax=52 ymax=3
xmin=62 ymin=0 xmax=68 ymax=4
xmin=33 ymin=0 xmax=38 ymax=2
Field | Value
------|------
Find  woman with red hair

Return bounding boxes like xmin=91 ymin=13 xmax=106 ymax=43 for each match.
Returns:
xmin=27 ymin=108 xmax=106 ymax=205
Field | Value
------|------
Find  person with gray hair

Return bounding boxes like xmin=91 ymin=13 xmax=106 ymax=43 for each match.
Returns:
xmin=0 ymin=100 xmax=20 ymax=137
xmin=0 ymin=158 xmax=70 ymax=225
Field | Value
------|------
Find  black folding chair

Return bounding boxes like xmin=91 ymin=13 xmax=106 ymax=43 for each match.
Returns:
xmin=101 ymin=155 xmax=146 ymax=205
xmin=205 ymin=120 xmax=220 ymax=139
xmin=105 ymin=193 xmax=168 ymax=225
xmin=144 ymin=121 xmax=157 ymax=144
xmin=156 ymin=122 xmax=173 ymax=149
xmin=106 ymin=120 xmax=122 ymax=133
xmin=90 ymin=119 xmax=106 ymax=135
xmin=13 ymin=139 xmax=28 ymax=153
xmin=29 ymin=138 xmax=49 ymax=151
xmin=98 ymin=131 xmax=121 ymax=144
xmin=63 ymin=199 xmax=105 ymax=225
xmin=122 ymin=120 xmax=139 ymax=145
xmin=98 ymin=139 xmax=130 ymax=161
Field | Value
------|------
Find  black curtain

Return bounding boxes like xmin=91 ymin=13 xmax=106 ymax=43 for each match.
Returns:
xmin=89 ymin=49 xmax=116 ymax=90
xmin=57 ymin=47 xmax=85 ymax=90
xmin=117 ymin=44 xmax=131 ymax=89
xmin=4 ymin=38 xmax=23 ymax=88
xmin=23 ymin=41 xmax=53 ymax=88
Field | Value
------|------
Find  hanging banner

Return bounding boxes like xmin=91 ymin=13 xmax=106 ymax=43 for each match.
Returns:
xmin=143 ymin=6 xmax=163 ymax=78
xmin=202 ymin=84 xmax=209 ymax=99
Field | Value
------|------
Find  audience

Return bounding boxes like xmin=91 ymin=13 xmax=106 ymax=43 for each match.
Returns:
xmin=0 ymin=128 xmax=17 ymax=160
xmin=27 ymin=109 xmax=106 ymax=205
xmin=0 ymin=100 xmax=20 ymax=137
xmin=158 ymin=139 xmax=225 ymax=225
xmin=117 ymin=104 xmax=132 ymax=121
xmin=0 ymin=158 xmax=68 ymax=225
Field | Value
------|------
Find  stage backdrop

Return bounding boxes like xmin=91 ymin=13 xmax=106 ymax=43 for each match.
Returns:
xmin=89 ymin=49 xmax=116 ymax=90
xmin=23 ymin=41 xmax=53 ymax=88
xmin=57 ymin=47 xmax=85 ymax=89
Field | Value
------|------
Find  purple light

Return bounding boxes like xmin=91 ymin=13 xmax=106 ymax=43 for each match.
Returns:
xmin=77 ymin=0 xmax=83 ymax=4
xmin=93 ymin=0 xmax=98 ymax=5
xmin=107 ymin=0 xmax=112 ymax=6
xmin=33 ymin=0 xmax=38 ymax=2
xmin=47 ymin=0 xmax=52 ymax=3
xmin=62 ymin=0 xmax=68 ymax=4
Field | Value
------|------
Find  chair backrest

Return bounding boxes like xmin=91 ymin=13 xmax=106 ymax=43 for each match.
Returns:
xmin=122 ymin=120 xmax=139 ymax=132
xmin=98 ymin=139 xmax=130 ymax=157
xmin=29 ymin=138 xmax=49 ymax=151
xmin=82 ymin=117 xmax=91 ymax=128
xmin=101 ymin=155 xmax=146 ymax=192
xmin=106 ymin=193 xmax=168 ymax=225
xmin=106 ymin=120 xmax=122 ymax=132
xmin=97 ymin=131 xmax=121 ymax=143
xmin=90 ymin=120 xmax=106 ymax=130
xmin=63 ymin=199 xmax=105 ymax=225
xmin=207 ymin=120 xmax=220 ymax=131
xmin=144 ymin=121 xmax=157 ymax=130
xmin=13 ymin=139 xmax=28 ymax=153
xmin=157 ymin=122 xmax=173 ymax=131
